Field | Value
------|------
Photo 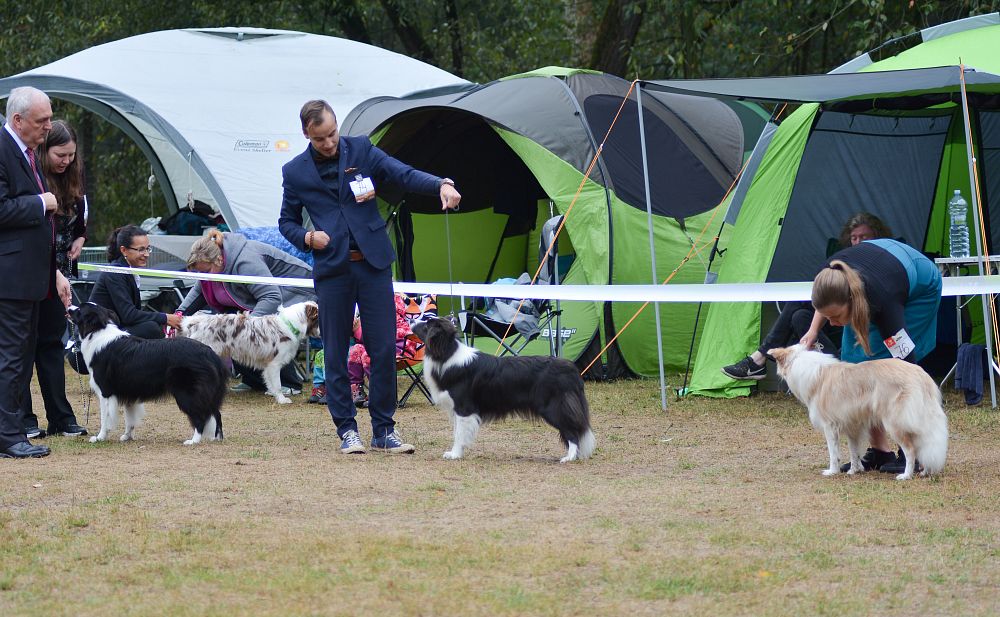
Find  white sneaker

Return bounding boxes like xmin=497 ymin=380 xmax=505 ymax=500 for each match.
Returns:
xmin=280 ymin=386 xmax=302 ymax=396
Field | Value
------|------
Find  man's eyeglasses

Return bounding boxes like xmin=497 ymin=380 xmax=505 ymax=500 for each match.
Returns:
xmin=126 ymin=246 xmax=153 ymax=255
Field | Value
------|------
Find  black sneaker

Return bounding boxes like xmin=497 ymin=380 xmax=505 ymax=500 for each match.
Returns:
xmin=721 ymin=356 xmax=766 ymax=380
xmin=878 ymin=448 xmax=922 ymax=475
xmin=48 ymin=424 xmax=88 ymax=437
xmin=839 ymin=447 xmax=895 ymax=473
xmin=25 ymin=427 xmax=46 ymax=439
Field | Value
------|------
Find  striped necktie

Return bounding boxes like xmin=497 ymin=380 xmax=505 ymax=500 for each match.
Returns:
xmin=25 ymin=147 xmax=43 ymax=191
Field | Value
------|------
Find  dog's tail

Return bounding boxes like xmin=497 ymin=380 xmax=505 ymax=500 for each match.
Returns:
xmin=916 ymin=404 xmax=948 ymax=476
xmin=576 ymin=428 xmax=596 ymax=460
xmin=561 ymin=388 xmax=595 ymax=460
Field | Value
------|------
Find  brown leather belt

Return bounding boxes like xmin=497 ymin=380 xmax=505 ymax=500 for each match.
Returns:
xmin=348 ymin=249 xmax=365 ymax=262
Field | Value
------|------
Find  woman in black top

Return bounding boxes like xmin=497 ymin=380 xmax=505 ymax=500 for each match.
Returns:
xmin=721 ymin=212 xmax=892 ymax=381
xmin=20 ymin=121 xmax=88 ymax=439
xmin=89 ymin=225 xmax=183 ymax=338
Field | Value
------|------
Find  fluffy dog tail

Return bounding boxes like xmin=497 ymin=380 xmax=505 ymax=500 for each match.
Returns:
xmin=559 ymin=388 xmax=595 ymax=460
xmin=577 ymin=428 xmax=596 ymax=460
xmin=916 ymin=400 xmax=948 ymax=476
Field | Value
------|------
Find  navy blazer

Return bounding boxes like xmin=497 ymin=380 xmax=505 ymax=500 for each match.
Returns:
xmin=0 ymin=128 xmax=53 ymax=301
xmin=278 ymin=136 xmax=441 ymax=280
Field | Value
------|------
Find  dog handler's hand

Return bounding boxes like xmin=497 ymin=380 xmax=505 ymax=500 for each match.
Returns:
xmin=440 ymin=182 xmax=461 ymax=211
xmin=799 ymin=331 xmax=818 ymax=350
xmin=311 ymin=231 xmax=330 ymax=250
xmin=55 ymin=270 xmax=71 ymax=309
xmin=166 ymin=313 xmax=183 ymax=328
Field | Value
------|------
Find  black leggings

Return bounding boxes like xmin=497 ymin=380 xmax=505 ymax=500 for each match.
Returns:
xmin=758 ymin=301 xmax=840 ymax=357
xmin=234 ymin=361 xmax=303 ymax=391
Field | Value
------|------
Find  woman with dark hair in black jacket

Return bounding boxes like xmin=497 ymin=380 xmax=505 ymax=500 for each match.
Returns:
xmin=88 ymin=225 xmax=183 ymax=338
xmin=20 ymin=121 xmax=88 ymax=439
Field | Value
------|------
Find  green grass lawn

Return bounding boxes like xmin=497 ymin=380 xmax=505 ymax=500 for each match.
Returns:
xmin=1 ymin=374 xmax=998 ymax=616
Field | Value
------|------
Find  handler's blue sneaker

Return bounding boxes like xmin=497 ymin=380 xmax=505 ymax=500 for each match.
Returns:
xmin=370 ymin=430 xmax=415 ymax=454
xmin=340 ymin=430 xmax=366 ymax=454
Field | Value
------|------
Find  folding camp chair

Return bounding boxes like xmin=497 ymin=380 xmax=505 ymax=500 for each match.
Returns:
xmin=395 ymin=294 xmax=437 ymax=407
xmin=460 ymin=216 xmax=565 ymax=357
xmin=396 ymin=334 xmax=432 ymax=407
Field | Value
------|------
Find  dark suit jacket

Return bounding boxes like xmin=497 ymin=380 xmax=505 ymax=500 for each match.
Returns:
xmin=0 ymin=128 xmax=54 ymax=300
xmin=278 ymin=136 xmax=442 ymax=280
xmin=89 ymin=257 xmax=167 ymax=329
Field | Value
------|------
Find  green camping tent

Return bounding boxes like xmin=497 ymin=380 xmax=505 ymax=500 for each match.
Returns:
xmin=342 ymin=67 xmax=765 ymax=377
xmin=644 ymin=13 xmax=1000 ymax=396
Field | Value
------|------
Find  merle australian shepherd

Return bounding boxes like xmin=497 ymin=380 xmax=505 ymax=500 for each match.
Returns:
xmin=179 ymin=301 xmax=320 ymax=404
xmin=67 ymin=303 xmax=227 ymax=445
xmin=412 ymin=316 xmax=595 ymax=462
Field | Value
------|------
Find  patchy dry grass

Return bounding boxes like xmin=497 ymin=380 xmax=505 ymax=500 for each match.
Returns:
xmin=1 ymin=370 xmax=998 ymax=616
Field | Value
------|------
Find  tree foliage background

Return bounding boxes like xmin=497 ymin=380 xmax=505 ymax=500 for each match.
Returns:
xmin=1 ymin=0 xmax=998 ymax=244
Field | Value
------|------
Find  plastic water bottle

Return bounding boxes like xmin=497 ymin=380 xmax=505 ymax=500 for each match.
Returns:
xmin=949 ymin=189 xmax=970 ymax=259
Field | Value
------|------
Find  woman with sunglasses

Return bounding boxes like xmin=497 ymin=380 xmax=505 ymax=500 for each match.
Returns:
xmin=88 ymin=225 xmax=183 ymax=338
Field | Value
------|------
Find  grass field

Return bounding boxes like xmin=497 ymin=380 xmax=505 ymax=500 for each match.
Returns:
xmin=2 ymin=370 xmax=998 ymax=616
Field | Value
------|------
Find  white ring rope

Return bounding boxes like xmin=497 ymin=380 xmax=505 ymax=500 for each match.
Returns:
xmin=78 ymin=262 xmax=996 ymax=303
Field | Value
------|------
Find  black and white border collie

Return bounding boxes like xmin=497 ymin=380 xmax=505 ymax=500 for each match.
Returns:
xmin=67 ymin=303 xmax=227 ymax=445
xmin=411 ymin=317 xmax=595 ymax=462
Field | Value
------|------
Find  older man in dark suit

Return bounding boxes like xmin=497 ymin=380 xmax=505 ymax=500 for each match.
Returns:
xmin=279 ymin=100 xmax=460 ymax=455
xmin=0 ymin=87 xmax=69 ymax=459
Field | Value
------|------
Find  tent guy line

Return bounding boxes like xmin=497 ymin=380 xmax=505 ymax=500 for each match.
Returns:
xmin=78 ymin=262 xmax=1000 ymax=303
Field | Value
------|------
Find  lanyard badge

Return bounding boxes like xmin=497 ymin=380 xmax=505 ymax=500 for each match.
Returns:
xmin=349 ymin=174 xmax=375 ymax=202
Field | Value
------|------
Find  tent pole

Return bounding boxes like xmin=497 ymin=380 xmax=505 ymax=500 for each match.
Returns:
xmin=958 ymin=65 xmax=998 ymax=408
xmin=679 ymin=221 xmax=727 ymax=396
xmin=635 ymin=82 xmax=668 ymax=411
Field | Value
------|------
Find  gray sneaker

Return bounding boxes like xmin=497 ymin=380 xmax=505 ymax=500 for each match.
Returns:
xmin=721 ymin=356 xmax=766 ymax=380
xmin=340 ymin=430 xmax=366 ymax=454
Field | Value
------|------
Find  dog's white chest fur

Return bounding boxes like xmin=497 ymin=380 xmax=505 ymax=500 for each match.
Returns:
xmin=422 ymin=341 xmax=478 ymax=406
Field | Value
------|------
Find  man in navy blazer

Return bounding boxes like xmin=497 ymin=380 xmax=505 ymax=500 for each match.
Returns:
xmin=0 ymin=87 xmax=70 ymax=459
xmin=279 ymin=100 xmax=460 ymax=454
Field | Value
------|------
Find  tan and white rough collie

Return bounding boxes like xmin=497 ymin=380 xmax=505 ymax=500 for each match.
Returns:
xmin=180 ymin=301 xmax=320 ymax=404
xmin=769 ymin=344 xmax=947 ymax=480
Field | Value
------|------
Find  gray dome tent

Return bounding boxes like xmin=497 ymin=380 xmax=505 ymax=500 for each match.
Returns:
xmin=342 ymin=67 xmax=765 ymax=376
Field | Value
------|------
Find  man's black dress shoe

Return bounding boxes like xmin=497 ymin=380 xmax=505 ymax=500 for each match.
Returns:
xmin=0 ymin=442 xmax=51 ymax=458
xmin=48 ymin=424 xmax=88 ymax=437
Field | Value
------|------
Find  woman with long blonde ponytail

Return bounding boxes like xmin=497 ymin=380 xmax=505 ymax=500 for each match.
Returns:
xmin=800 ymin=238 xmax=942 ymax=475
xmin=811 ymin=260 xmax=871 ymax=356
